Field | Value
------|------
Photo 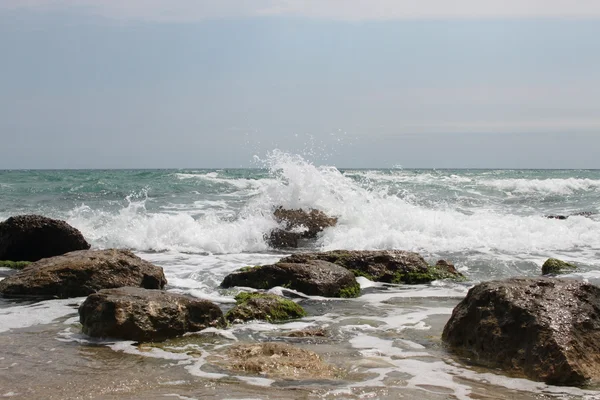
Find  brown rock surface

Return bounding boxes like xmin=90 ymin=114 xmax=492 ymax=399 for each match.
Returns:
xmin=267 ymin=208 xmax=337 ymax=248
xmin=79 ymin=287 xmax=225 ymax=342
xmin=221 ymin=260 xmax=360 ymax=298
xmin=0 ymin=249 xmax=166 ymax=298
xmin=219 ymin=342 xmax=338 ymax=380
xmin=281 ymin=250 xmax=464 ymax=283
xmin=442 ymin=278 xmax=600 ymax=386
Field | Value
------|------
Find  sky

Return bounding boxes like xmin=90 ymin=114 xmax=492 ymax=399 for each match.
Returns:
xmin=1 ymin=1 xmax=599 ymax=168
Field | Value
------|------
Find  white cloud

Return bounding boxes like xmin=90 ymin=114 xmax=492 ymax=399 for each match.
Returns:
xmin=3 ymin=0 xmax=600 ymax=21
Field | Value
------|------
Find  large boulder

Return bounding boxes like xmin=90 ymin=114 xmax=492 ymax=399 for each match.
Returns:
xmin=280 ymin=250 xmax=464 ymax=283
xmin=442 ymin=278 xmax=600 ymax=386
xmin=542 ymin=258 xmax=577 ymax=275
xmin=0 ymin=249 xmax=166 ymax=298
xmin=267 ymin=207 xmax=337 ymax=249
xmin=0 ymin=215 xmax=90 ymax=261
xmin=221 ymin=260 xmax=360 ymax=298
xmin=79 ymin=287 xmax=225 ymax=342
xmin=225 ymin=292 xmax=306 ymax=323
xmin=215 ymin=342 xmax=338 ymax=380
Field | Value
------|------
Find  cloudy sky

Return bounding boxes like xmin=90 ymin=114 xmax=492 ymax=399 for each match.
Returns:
xmin=1 ymin=1 xmax=599 ymax=168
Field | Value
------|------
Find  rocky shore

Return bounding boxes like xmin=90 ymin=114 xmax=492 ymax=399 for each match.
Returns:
xmin=1 ymin=211 xmax=598 ymax=387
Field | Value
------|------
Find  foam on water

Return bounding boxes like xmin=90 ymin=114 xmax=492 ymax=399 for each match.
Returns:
xmin=483 ymin=177 xmax=600 ymax=195
xmin=58 ymin=151 xmax=600 ymax=271
xmin=0 ymin=298 xmax=80 ymax=333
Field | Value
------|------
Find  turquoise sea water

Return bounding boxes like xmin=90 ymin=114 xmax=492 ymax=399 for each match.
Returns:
xmin=1 ymin=152 xmax=599 ymax=399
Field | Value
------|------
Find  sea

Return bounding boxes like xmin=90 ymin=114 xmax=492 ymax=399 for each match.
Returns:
xmin=1 ymin=150 xmax=599 ymax=400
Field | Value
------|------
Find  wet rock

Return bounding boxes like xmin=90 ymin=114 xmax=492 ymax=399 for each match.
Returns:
xmin=267 ymin=207 xmax=337 ymax=249
xmin=285 ymin=327 xmax=328 ymax=338
xmin=225 ymin=292 xmax=306 ymax=323
xmin=221 ymin=260 xmax=360 ymax=298
xmin=442 ymin=278 xmax=600 ymax=386
xmin=545 ymin=215 xmax=568 ymax=220
xmin=280 ymin=250 xmax=464 ymax=284
xmin=545 ymin=212 xmax=596 ymax=220
xmin=218 ymin=342 xmax=338 ymax=380
xmin=79 ymin=287 xmax=225 ymax=342
xmin=542 ymin=258 xmax=577 ymax=275
xmin=0 ymin=215 xmax=90 ymax=262
xmin=0 ymin=249 xmax=167 ymax=298
xmin=266 ymin=229 xmax=299 ymax=248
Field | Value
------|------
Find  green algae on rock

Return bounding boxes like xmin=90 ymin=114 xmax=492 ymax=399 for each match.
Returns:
xmin=541 ymin=258 xmax=577 ymax=275
xmin=225 ymin=292 xmax=306 ymax=323
xmin=280 ymin=250 xmax=465 ymax=284
xmin=0 ymin=260 xmax=31 ymax=270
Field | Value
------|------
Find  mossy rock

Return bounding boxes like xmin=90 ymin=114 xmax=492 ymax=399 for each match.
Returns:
xmin=542 ymin=258 xmax=577 ymax=275
xmin=225 ymin=292 xmax=307 ymax=323
xmin=392 ymin=262 xmax=467 ymax=284
xmin=338 ymin=282 xmax=361 ymax=298
xmin=0 ymin=260 xmax=31 ymax=270
xmin=281 ymin=251 xmax=465 ymax=284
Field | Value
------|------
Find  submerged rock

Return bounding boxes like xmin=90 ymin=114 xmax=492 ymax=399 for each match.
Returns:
xmin=79 ymin=287 xmax=225 ymax=342
xmin=267 ymin=207 xmax=337 ymax=249
xmin=218 ymin=342 xmax=338 ymax=380
xmin=280 ymin=250 xmax=464 ymax=284
xmin=0 ymin=215 xmax=90 ymax=262
xmin=225 ymin=292 xmax=306 ymax=323
xmin=542 ymin=258 xmax=577 ymax=275
xmin=285 ymin=327 xmax=328 ymax=338
xmin=221 ymin=260 xmax=360 ymax=298
xmin=442 ymin=278 xmax=600 ymax=386
xmin=0 ymin=249 xmax=166 ymax=298
xmin=545 ymin=211 xmax=596 ymax=220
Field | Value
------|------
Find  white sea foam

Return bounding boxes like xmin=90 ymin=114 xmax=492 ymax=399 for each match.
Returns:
xmin=482 ymin=178 xmax=600 ymax=195
xmin=0 ymin=298 xmax=80 ymax=333
xmin=59 ymin=151 xmax=600 ymax=270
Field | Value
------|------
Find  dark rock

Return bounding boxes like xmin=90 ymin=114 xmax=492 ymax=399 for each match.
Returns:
xmin=216 ymin=342 xmax=338 ymax=379
xmin=79 ymin=287 xmax=225 ymax=342
xmin=0 ymin=249 xmax=166 ymax=298
xmin=225 ymin=292 xmax=306 ymax=323
xmin=435 ymin=259 xmax=460 ymax=275
xmin=545 ymin=212 xmax=596 ymax=220
xmin=442 ymin=278 xmax=600 ymax=386
xmin=221 ymin=260 xmax=360 ymax=298
xmin=545 ymin=215 xmax=568 ymax=220
xmin=267 ymin=208 xmax=337 ymax=249
xmin=267 ymin=229 xmax=300 ymax=248
xmin=0 ymin=215 xmax=90 ymax=262
xmin=542 ymin=258 xmax=577 ymax=275
xmin=280 ymin=250 xmax=464 ymax=283
xmin=572 ymin=211 xmax=595 ymax=217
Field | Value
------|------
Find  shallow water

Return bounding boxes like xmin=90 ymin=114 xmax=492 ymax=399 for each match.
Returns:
xmin=1 ymin=152 xmax=600 ymax=399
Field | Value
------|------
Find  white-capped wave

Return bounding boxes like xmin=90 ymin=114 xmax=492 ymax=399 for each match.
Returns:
xmin=482 ymin=178 xmax=600 ymax=195
xmin=60 ymin=151 xmax=600 ymax=265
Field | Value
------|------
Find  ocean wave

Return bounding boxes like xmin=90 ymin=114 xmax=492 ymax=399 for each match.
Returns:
xmin=58 ymin=151 xmax=600 ymax=264
xmin=482 ymin=178 xmax=600 ymax=195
